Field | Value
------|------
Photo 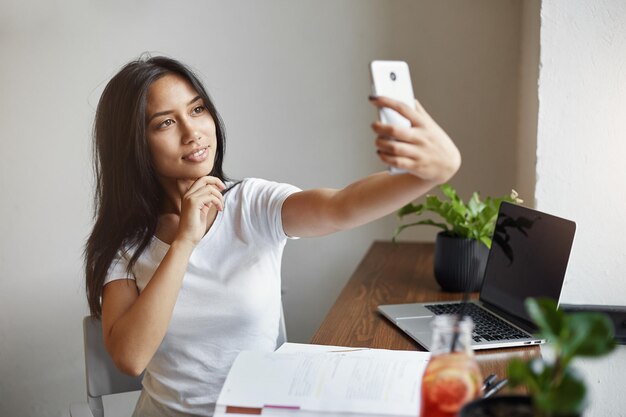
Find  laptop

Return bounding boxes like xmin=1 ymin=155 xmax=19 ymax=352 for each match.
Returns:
xmin=378 ymin=202 xmax=576 ymax=351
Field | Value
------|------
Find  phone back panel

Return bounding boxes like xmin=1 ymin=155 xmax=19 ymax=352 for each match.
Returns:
xmin=370 ymin=60 xmax=415 ymax=127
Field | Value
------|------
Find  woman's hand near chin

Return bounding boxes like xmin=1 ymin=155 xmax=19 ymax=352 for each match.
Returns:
xmin=370 ymin=96 xmax=461 ymax=185
xmin=174 ymin=176 xmax=226 ymax=245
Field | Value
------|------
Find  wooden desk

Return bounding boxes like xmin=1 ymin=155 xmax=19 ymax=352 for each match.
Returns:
xmin=311 ymin=241 xmax=539 ymax=380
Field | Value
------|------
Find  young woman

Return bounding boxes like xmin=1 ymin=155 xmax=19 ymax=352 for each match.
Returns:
xmin=85 ymin=55 xmax=460 ymax=416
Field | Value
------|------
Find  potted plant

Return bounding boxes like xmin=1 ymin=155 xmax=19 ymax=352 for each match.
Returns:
xmin=460 ymin=297 xmax=616 ymax=417
xmin=394 ymin=184 xmax=522 ymax=292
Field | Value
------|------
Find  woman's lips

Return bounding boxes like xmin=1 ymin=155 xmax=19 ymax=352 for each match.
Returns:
xmin=183 ymin=147 xmax=209 ymax=162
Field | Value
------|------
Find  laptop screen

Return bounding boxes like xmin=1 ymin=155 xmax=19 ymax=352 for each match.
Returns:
xmin=479 ymin=202 xmax=576 ymax=324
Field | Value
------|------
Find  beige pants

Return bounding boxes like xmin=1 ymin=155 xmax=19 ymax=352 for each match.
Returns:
xmin=132 ymin=389 xmax=215 ymax=417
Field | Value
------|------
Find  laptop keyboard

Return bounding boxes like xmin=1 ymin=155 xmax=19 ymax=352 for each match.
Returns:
xmin=425 ymin=303 xmax=529 ymax=343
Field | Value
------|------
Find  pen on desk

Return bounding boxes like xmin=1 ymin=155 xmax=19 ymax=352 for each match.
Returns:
xmin=482 ymin=373 xmax=497 ymax=391
xmin=483 ymin=378 xmax=508 ymax=398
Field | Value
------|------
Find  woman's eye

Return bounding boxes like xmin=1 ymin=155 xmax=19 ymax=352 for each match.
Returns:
xmin=158 ymin=119 xmax=174 ymax=129
xmin=192 ymin=106 xmax=205 ymax=115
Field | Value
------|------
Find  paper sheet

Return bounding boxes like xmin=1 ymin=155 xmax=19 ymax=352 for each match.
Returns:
xmin=215 ymin=344 xmax=430 ymax=417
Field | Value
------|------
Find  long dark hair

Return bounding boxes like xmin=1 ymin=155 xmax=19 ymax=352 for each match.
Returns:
xmin=85 ymin=55 xmax=228 ymax=317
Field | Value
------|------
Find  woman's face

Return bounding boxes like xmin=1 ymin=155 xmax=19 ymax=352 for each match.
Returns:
xmin=145 ymin=73 xmax=217 ymax=184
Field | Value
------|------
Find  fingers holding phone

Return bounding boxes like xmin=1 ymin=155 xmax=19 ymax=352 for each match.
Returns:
xmin=370 ymin=95 xmax=460 ymax=183
xmin=369 ymin=60 xmax=460 ymax=183
xmin=370 ymin=60 xmax=417 ymax=174
xmin=369 ymin=96 xmax=422 ymax=126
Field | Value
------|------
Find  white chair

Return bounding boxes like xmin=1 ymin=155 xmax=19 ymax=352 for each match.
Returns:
xmin=70 ymin=308 xmax=288 ymax=417
xmin=70 ymin=316 xmax=143 ymax=417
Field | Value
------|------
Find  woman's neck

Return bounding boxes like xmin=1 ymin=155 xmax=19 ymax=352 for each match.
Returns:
xmin=159 ymin=178 xmax=192 ymax=215
xmin=155 ymin=177 xmax=220 ymax=244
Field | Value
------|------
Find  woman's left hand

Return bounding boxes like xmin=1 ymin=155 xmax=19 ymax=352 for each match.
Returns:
xmin=370 ymin=96 xmax=461 ymax=184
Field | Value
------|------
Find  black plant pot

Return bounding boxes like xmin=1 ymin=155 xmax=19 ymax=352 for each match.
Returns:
xmin=459 ymin=395 xmax=534 ymax=417
xmin=459 ymin=395 xmax=582 ymax=417
xmin=433 ymin=232 xmax=489 ymax=292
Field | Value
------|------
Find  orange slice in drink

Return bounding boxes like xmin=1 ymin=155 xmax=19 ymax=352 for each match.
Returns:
xmin=426 ymin=368 xmax=475 ymax=413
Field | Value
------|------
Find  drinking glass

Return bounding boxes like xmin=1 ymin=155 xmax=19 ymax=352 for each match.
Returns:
xmin=420 ymin=315 xmax=482 ymax=417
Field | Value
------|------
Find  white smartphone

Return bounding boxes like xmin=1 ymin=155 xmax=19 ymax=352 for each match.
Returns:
xmin=370 ymin=60 xmax=416 ymax=174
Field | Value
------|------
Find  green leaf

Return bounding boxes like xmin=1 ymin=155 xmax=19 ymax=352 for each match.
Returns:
xmin=533 ymin=368 xmax=587 ymax=415
xmin=425 ymin=195 xmax=442 ymax=210
xmin=467 ymin=192 xmax=485 ymax=218
xmin=479 ymin=224 xmax=493 ymax=239
xmin=451 ymin=198 xmax=468 ymax=218
xmin=508 ymin=358 xmax=552 ymax=395
xmin=397 ymin=203 xmax=423 ymax=218
xmin=451 ymin=223 xmax=470 ymax=238
xmin=562 ymin=313 xmax=616 ymax=358
xmin=479 ymin=236 xmax=492 ymax=249
xmin=440 ymin=184 xmax=459 ymax=202
xmin=526 ymin=298 xmax=563 ymax=340
xmin=507 ymin=358 xmax=535 ymax=387
xmin=439 ymin=203 xmax=464 ymax=229
xmin=393 ymin=220 xmax=450 ymax=240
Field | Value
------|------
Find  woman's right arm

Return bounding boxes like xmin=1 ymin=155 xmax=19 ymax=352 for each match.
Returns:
xmin=101 ymin=176 xmax=225 ymax=376
xmin=101 ymin=240 xmax=195 ymax=376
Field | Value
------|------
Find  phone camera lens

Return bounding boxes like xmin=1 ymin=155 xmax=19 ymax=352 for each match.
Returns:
xmin=390 ymin=72 xmax=397 ymax=81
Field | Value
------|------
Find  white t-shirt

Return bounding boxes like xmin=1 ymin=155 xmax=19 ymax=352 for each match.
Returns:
xmin=104 ymin=178 xmax=300 ymax=416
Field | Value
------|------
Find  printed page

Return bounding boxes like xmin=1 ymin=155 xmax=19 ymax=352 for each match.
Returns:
xmin=216 ymin=348 xmax=430 ymax=416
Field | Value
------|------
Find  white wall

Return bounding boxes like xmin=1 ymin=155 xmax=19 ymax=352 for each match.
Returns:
xmin=517 ymin=0 xmax=540 ymax=207
xmin=538 ymin=0 xmax=626 ymax=415
xmin=0 ymin=1 xmax=523 ymax=415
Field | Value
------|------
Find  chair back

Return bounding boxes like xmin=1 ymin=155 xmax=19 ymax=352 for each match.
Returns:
xmin=82 ymin=316 xmax=143 ymax=417
xmin=80 ymin=306 xmax=286 ymax=417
